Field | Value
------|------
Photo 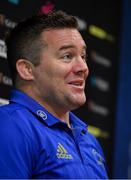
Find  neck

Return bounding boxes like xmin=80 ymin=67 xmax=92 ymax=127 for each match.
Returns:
xmin=39 ymin=101 xmax=71 ymax=128
xmin=19 ymin=87 xmax=71 ymax=128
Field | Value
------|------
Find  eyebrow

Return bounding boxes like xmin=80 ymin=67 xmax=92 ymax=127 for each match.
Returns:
xmin=58 ymin=44 xmax=87 ymax=51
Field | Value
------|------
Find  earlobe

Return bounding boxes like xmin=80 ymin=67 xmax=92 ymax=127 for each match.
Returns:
xmin=16 ymin=59 xmax=34 ymax=81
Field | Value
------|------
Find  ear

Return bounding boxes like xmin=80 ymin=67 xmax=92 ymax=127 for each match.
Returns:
xmin=16 ymin=59 xmax=34 ymax=81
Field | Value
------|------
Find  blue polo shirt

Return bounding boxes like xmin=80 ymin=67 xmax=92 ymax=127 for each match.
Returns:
xmin=0 ymin=89 xmax=108 ymax=179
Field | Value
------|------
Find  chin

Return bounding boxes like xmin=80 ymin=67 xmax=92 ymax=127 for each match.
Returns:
xmin=71 ymin=98 xmax=86 ymax=110
xmin=76 ymin=94 xmax=86 ymax=105
xmin=67 ymin=93 xmax=86 ymax=109
xmin=77 ymin=100 xmax=86 ymax=107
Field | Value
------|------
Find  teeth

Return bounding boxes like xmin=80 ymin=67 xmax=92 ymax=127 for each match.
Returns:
xmin=68 ymin=82 xmax=83 ymax=86
xmin=74 ymin=83 xmax=81 ymax=86
xmin=70 ymin=83 xmax=82 ymax=86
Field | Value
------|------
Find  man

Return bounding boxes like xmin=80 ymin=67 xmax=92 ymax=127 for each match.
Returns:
xmin=0 ymin=10 xmax=108 ymax=178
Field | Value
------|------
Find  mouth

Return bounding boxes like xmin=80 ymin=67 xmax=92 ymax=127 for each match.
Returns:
xmin=68 ymin=80 xmax=85 ymax=90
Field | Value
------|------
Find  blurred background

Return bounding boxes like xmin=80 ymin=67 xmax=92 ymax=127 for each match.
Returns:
xmin=0 ymin=0 xmax=131 ymax=178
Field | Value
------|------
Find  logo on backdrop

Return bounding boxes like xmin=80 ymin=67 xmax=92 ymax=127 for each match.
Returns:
xmin=89 ymin=24 xmax=115 ymax=42
xmin=8 ymin=0 xmax=20 ymax=5
xmin=90 ymin=76 xmax=109 ymax=92
xmin=40 ymin=1 xmax=55 ymax=14
xmin=0 ymin=72 xmax=13 ymax=86
xmin=76 ymin=17 xmax=87 ymax=31
xmin=0 ymin=14 xmax=17 ymax=29
xmin=88 ymin=100 xmax=109 ymax=117
xmin=0 ymin=39 xmax=7 ymax=59
xmin=91 ymin=51 xmax=111 ymax=68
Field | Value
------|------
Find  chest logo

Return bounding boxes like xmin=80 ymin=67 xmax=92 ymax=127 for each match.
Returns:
xmin=92 ymin=148 xmax=104 ymax=166
xmin=56 ymin=143 xmax=73 ymax=160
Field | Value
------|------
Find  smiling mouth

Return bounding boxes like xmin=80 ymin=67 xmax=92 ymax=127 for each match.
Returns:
xmin=68 ymin=81 xmax=85 ymax=89
xmin=69 ymin=82 xmax=82 ymax=86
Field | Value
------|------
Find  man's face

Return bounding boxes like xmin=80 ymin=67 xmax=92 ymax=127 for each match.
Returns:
xmin=33 ymin=28 xmax=89 ymax=112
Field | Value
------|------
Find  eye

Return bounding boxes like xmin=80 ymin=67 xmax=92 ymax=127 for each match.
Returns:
xmin=81 ymin=53 xmax=87 ymax=63
xmin=62 ymin=53 xmax=73 ymax=62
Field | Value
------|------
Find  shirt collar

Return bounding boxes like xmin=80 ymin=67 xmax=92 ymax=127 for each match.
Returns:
xmin=69 ymin=112 xmax=88 ymax=134
xmin=10 ymin=89 xmax=88 ymax=132
xmin=10 ymin=89 xmax=61 ymax=126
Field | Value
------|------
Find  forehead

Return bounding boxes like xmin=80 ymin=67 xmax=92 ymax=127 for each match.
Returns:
xmin=41 ymin=28 xmax=86 ymax=50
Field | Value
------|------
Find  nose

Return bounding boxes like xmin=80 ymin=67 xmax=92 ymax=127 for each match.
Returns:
xmin=74 ymin=57 xmax=89 ymax=78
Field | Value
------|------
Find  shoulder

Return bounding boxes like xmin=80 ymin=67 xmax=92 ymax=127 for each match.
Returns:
xmin=0 ymin=103 xmax=38 ymax=145
xmin=0 ymin=102 xmax=35 ymax=124
xmin=0 ymin=103 xmax=28 ymax=132
xmin=0 ymin=102 xmax=24 ymax=117
xmin=0 ymin=104 xmax=34 ymax=178
xmin=0 ymin=103 xmax=29 ymax=139
xmin=0 ymin=103 xmax=40 ymax=161
xmin=0 ymin=102 xmax=47 ymax=146
xmin=0 ymin=103 xmax=17 ymax=128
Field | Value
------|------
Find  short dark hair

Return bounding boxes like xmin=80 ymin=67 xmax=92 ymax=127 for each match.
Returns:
xmin=6 ymin=10 xmax=78 ymax=84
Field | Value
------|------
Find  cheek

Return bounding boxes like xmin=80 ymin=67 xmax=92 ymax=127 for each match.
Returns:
xmin=63 ymin=69 xmax=74 ymax=80
xmin=36 ymin=61 xmax=72 ymax=83
xmin=51 ymin=65 xmax=70 ymax=80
